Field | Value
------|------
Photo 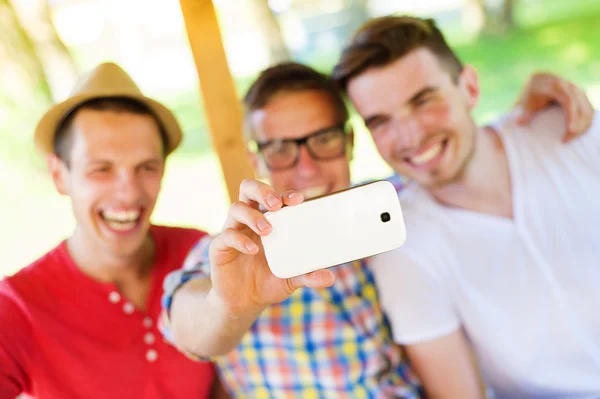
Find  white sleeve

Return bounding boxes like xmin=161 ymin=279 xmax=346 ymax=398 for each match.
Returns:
xmin=370 ymin=247 xmax=460 ymax=345
xmin=511 ymin=107 xmax=600 ymax=170
xmin=576 ymin=110 xmax=600 ymax=170
xmin=544 ymin=107 xmax=600 ymax=168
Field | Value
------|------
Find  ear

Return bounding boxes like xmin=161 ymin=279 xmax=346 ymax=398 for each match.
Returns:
xmin=47 ymin=154 xmax=70 ymax=196
xmin=458 ymin=65 xmax=480 ymax=110
xmin=345 ymin=128 xmax=355 ymax=163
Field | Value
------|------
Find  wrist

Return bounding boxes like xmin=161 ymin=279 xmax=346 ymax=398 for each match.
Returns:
xmin=206 ymin=287 xmax=265 ymax=320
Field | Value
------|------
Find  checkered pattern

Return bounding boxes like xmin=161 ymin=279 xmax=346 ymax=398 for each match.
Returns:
xmin=160 ymin=175 xmax=422 ymax=398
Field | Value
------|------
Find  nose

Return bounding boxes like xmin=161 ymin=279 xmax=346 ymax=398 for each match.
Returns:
xmin=295 ymin=145 xmax=320 ymax=177
xmin=114 ymin=169 xmax=142 ymax=203
xmin=392 ymin=117 xmax=425 ymax=150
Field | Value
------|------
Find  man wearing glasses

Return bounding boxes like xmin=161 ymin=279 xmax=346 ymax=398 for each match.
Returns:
xmin=254 ymin=122 xmax=349 ymax=180
xmin=159 ymin=63 xmax=594 ymax=398
xmin=161 ymin=63 xmax=420 ymax=399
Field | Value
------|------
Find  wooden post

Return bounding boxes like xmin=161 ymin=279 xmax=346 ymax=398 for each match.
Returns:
xmin=179 ymin=0 xmax=255 ymax=203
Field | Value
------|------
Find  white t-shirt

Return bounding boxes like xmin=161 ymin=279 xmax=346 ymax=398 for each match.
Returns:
xmin=371 ymin=107 xmax=600 ymax=399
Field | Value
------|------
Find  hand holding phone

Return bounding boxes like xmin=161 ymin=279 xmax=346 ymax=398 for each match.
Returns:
xmin=207 ymin=179 xmax=336 ymax=316
xmin=261 ymin=180 xmax=406 ymax=279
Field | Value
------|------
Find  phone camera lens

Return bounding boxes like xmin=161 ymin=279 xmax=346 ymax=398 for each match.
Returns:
xmin=380 ymin=212 xmax=391 ymax=223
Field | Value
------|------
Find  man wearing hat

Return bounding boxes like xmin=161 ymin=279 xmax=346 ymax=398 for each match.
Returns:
xmin=0 ymin=62 xmax=226 ymax=398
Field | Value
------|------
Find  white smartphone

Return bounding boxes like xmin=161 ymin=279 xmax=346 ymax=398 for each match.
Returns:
xmin=261 ymin=180 xmax=406 ymax=279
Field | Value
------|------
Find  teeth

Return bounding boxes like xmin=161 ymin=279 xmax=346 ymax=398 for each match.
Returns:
xmin=102 ymin=209 xmax=140 ymax=222
xmin=301 ymin=186 xmax=328 ymax=199
xmin=410 ymin=142 xmax=443 ymax=165
xmin=105 ymin=220 xmax=137 ymax=231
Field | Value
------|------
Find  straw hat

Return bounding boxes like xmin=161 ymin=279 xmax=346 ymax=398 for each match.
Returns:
xmin=34 ymin=62 xmax=182 ymax=155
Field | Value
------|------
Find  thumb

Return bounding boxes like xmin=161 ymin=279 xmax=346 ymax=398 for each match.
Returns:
xmin=287 ymin=269 xmax=336 ymax=291
xmin=516 ymin=106 xmax=537 ymax=126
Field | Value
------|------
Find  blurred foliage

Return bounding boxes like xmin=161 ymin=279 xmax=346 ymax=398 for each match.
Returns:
xmin=1 ymin=0 xmax=600 ymax=275
xmin=4 ymin=0 xmax=600 ymax=165
xmin=161 ymin=6 xmax=600 ymax=156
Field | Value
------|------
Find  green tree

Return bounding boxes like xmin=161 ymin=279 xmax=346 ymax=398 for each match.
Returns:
xmin=250 ymin=0 xmax=290 ymax=64
xmin=0 ymin=0 xmax=53 ymax=103
xmin=473 ymin=0 xmax=517 ymax=36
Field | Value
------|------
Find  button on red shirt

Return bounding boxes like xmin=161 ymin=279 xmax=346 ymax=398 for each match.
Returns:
xmin=0 ymin=225 xmax=215 ymax=398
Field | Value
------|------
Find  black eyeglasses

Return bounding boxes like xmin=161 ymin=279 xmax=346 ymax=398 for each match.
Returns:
xmin=255 ymin=124 xmax=348 ymax=171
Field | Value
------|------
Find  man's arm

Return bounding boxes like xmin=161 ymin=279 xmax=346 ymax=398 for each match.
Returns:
xmin=515 ymin=72 xmax=595 ymax=141
xmin=403 ymin=331 xmax=485 ymax=399
xmin=163 ymin=179 xmax=335 ymax=358
xmin=168 ymin=276 xmax=263 ymax=356
xmin=161 ymin=237 xmax=257 ymax=357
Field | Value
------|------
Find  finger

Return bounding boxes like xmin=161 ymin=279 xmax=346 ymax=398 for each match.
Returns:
xmin=565 ymin=85 xmax=593 ymax=141
xmin=555 ymin=84 xmax=580 ymax=141
xmin=225 ymin=201 xmax=273 ymax=236
xmin=287 ymin=269 xmax=336 ymax=291
xmin=582 ymin=89 xmax=596 ymax=130
xmin=516 ymin=106 xmax=537 ymax=126
xmin=239 ymin=178 xmax=282 ymax=212
xmin=516 ymin=97 xmax=553 ymax=125
xmin=535 ymin=79 xmax=576 ymax=139
xmin=280 ymin=190 xmax=304 ymax=207
xmin=212 ymin=228 xmax=259 ymax=259
xmin=550 ymin=80 xmax=576 ymax=117
xmin=562 ymin=95 xmax=583 ymax=142
xmin=515 ymin=72 xmax=552 ymax=115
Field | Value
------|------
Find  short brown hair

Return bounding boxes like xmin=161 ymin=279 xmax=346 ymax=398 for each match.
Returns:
xmin=333 ymin=16 xmax=463 ymax=91
xmin=55 ymin=97 xmax=169 ymax=165
xmin=243 ymin=62 xmax=349 ymax=140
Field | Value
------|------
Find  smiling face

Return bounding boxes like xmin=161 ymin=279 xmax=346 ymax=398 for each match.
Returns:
xmin=50 ymin=108 xmax=165 ymax=260
xmin=249 ymin=89 xmax=353 ymax=199
xmin=347 ymin=47 xmax=480 ymax=189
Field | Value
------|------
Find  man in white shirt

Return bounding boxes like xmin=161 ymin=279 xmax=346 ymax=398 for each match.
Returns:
xmin=332 ymin=15 xmax=600 ymax=399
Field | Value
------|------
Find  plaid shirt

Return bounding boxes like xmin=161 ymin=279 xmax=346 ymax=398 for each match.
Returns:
xmin=159 ymin=176 xmax=423 ymax=398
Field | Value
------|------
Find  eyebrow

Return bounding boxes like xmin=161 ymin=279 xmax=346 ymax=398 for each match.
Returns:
xmin=86 ymin=157 xmax=163 ymax=166
xmin=407 ymin=86 xmax=438 ymax=105
xmin=363 ymin=114 xmax=380 ymax=128
xmin=363 ymin=86 xmax=438 ymax=128
xmin=256 ymin=124 xmax=344 ymax=147
xmin=86 ymin=159 xmax=112 ymax=166
xmin=139 ymin=158 xmax=162 ymax=164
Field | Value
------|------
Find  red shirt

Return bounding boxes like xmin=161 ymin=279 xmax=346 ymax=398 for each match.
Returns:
xmin=0 ymin=225 xmax=215 ymax=399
